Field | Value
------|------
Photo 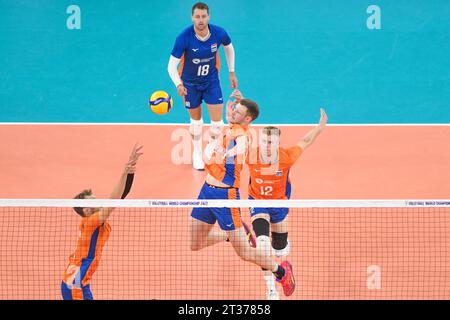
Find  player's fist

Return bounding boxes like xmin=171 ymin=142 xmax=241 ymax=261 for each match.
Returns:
xmin=177 ymin=84 xmax=187 ymax=97
xmin=229 ymin=72 xmax=238 ymax=89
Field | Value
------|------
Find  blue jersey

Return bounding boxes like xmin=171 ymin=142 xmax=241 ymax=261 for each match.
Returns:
xmin=171 ymin=24 xmax=231 ymax=84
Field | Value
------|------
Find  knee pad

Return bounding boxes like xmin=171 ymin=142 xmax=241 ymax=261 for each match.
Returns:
xmin=252 ymin=218 xmax=270 ymax=237
xmin=271 ymin=232 xmax=290 ymax=257
xmin=209 ymin=120 xmax=224 ymax=139
xmin=189 ymin=118 xmax=203 ymax=137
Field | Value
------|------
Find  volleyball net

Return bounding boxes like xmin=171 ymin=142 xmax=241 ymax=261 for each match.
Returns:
xmin=1 ymin=199 xmax=449 ymax=300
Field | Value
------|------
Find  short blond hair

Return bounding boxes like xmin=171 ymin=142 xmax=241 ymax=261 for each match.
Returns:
xmin=73 ymin=189 xmax=92 ymax=217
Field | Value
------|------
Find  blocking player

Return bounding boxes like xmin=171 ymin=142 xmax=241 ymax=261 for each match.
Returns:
xmin=190 ymin=90 xmax=296 ymax=297
xmin=247 ymin=109 xmax=327 ymax=299
xmin=61 ymin=144 xmax=143 ymax=300
xmin=168 ymin=2 xmax=238 ymax=170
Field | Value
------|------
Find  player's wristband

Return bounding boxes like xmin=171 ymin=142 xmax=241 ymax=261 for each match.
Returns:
xmin=121 ymin=173 xmax=134 ymax=199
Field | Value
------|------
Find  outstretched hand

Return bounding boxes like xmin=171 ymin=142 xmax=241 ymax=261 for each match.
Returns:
xmin=226 ymin=89 xmax=244 ymax=123
xmin=126 ymin=143 xmax=144 ymax=173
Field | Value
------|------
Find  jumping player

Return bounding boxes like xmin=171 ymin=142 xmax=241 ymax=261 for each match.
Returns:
xmin=247 ymin=109 xmax=327 ymax=299
xmin=168 ymin=2 xmax=238 ymax=170
xmin=61 ymin=144 xmax=143 ymax=300
xmin=190 ymin=90 xmax=296 ymax=297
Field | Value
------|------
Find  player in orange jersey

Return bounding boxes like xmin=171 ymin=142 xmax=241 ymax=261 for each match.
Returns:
xmin=61 ymin=144 xmax=143 ymax=300
xmin=190 ymin=90 xmax=296 ymax=297
xmin=247 ymin=109 xmax=327 ymax=299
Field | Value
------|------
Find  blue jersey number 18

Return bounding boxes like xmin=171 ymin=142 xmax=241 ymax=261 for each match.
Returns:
xmin=197 ymin=65 xmax=210 ymax=76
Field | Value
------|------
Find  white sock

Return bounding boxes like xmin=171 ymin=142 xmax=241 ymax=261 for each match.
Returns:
xmin=193 ymin=137 xmax=202 ymax=153
xmin=272 ymin=264 xmax=279 ymax=273
xmin=264 ymin=274 xmax=276 ymax=292
xmin=190 ymin=118 xmax=203 ymax=154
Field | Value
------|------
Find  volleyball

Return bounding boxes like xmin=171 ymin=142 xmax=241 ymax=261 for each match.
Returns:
xmin=149 ymin=90 xmax=172 ymax=115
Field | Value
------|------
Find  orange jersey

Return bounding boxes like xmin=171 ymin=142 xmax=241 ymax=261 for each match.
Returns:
xmin=63 ymin=212 xmax=111 ymax=287
xmin=205 ymin=123 xmax=249 ymax=188
xmin=247 ymin=146 xmax=303 ymax=199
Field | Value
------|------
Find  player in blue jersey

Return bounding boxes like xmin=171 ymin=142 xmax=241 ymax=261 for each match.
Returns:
xmin=168 ymin=2 xmax=238 ymax=170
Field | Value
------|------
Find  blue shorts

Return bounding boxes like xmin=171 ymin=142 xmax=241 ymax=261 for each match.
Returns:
xmin=61 ymin=281 xmax=93 ymax=300
xmin=249 ymin=197 xmax=289 ymax=224
xmin=183 ymin=79 xmax=223 ymax=109
xmin=191 ymin=183 xmax=243 ymax=231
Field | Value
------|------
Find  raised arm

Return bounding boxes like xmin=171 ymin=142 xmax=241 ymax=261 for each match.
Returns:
xmin=225 ymin=89 xmax=244 ymax=123
xmin=297 ymin=108 xmax=327 ymax=151
xmin=98 ymin=144 xmax=144 ymax=224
